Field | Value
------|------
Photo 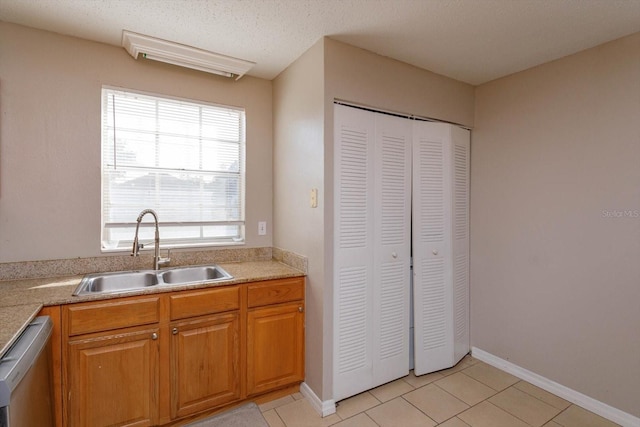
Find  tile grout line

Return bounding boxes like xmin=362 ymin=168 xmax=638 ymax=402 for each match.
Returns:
xmin=399 ymin=383 xmax=467 ymax=425
xmin=397 ymin=362 xmax=487 ymax=425
xmin=332 ymin=391 xmax=380 ymax=424
xmin=453 ymin=371 xmax=550 ymax=426
xmin=326 ymin=402 xmax=382 ymax=427
xmin=333 ymin=377 xmax=431 ymax=425
xmin=441 ymin=415 xmax=472 ymax=427
xmin=361 ymin=411 xmax=381 ymax=427
xmin=548 ymin=405 xmax=574 ymax=427
xmin=399 ymin=393 xmax=439 ymax=427
xmin=485 ymin=399 xmax=540 ymax=427
xmin=451 ymin=367 xmax=549 ymax=427
xmin=268 ymin=407 xmax=287 ymax=427
xmin=511 ymin=380 xmax=571 ymax=412
xmin=459 ymin=369 xmax=506 ymax=392
xmin=427 ymin=362 xmax=528 ymax=426
xmin=365 ymin=360 xmax=487 ymax=426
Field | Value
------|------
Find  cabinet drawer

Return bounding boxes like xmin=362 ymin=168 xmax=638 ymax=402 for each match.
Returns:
xmin=170 ymin=286 xmax=239 ymax=320
xmin=66 ymin=297 xmax=160 ymax=336
xmin=247 ymin=277 xmax=304 ymax=308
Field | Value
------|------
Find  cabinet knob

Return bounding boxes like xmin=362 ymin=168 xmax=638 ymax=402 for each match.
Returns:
xmin=298 ymin=306 xmax=304 ymax=313
xmin=172 ymin=327 xmax=178 ymax=335
xmin=432 ymin=249 xmax=439 ymax=255
xmin=391 ymin=252 xmax=398 ymax=258
xmin=151 ymin=332 xmax=158 ymax=340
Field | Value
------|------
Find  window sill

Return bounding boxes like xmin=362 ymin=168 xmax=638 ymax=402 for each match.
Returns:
xmin=101 ymin=240 xmax=246 ymax=254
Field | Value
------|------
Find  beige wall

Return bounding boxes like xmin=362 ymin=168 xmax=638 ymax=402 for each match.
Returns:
xmin=0 ymin=23 xmax=273 ymax=263
xmin=324 ymin=38 xmax=475 ymax=128
xmin=471 ymin=32 xmax=640 ymax=417
xmin=273 ymin=39 xmax=326 ymax=398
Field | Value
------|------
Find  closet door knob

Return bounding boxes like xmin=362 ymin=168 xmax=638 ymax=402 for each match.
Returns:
xmin=432 ymin=249 xmax=439 ymax=255
xmin=391 ymin=252 xmax=398 ymax=258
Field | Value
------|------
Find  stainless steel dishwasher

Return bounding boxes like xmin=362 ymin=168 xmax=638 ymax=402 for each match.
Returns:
xmin=0 ymin=316 xmax=54 ymax=427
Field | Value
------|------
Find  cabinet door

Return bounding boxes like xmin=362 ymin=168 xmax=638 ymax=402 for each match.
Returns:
xmin=67 ymin=327 xmax=159 ymax=427
xmin=247 ymin=302 xmax=304 ymax=396
xmin=170 ymin=312 xmax=240 ymax=419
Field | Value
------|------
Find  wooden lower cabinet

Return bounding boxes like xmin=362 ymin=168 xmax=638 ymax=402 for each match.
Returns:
xmin=170 ymin=312 xmax=240 ymax=419
xmin=67 ymin=326 xmax=160 ymax=427
xmin=247 ymin=302 xmax=304 ymax=396
xmin=62 ymin=277 xmax=304 ymax=426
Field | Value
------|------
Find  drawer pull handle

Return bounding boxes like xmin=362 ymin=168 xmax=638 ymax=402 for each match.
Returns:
xmin=151 ymin=333 xmax=158 ymax=340
xmin=172 ymin=328 xmax=178 ymax=335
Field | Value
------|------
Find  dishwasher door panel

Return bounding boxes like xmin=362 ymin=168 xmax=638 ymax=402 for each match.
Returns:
xmin=0 ymin=316 xmax=54 ymax=427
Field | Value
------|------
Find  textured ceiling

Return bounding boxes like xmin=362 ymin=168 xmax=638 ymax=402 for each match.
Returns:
xmin=1 ymin=0 xmax=639 ymax=85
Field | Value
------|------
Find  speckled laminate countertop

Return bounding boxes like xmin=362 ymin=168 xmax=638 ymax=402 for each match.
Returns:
xmin=0 ymin=260 xmax=304 ymax=357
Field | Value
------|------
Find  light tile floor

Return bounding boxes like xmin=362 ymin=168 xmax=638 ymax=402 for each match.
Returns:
xmin=259 ymin=356 xmax=620 ymax=427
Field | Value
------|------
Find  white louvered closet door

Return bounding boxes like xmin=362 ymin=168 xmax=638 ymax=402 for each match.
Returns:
xmin=412 ymin=122 xmax=470 ymax=375
xmin=334 ymin=105 xmax=375 ymax=401
xmin=451 ymin=126 xmax=470 ymax=363
xmin=333 ymin=105 xmax=411 ymax=401
xmin=372 ymin=113 xmax=412 ymax=388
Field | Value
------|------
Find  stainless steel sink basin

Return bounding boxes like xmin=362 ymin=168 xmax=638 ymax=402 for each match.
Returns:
xmin=73 ymin=271 xmax=159 ymax=296
xmin=73 ymin=265 xmax=233 ymax=296
xmin=159 ymin=265 xmax=232 ymax=285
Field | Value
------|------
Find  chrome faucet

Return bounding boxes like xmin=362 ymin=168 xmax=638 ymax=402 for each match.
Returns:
xmin=131 ymin=209 xmax=170 ymax=270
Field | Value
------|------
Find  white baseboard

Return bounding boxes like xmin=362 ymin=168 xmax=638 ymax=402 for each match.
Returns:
xmin=300 ymin=382 xmax=336 ymax=417
xmin=471 ymin=347 xmax=640 ymax=427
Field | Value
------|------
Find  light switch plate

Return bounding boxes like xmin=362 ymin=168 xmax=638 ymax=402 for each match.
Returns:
xmin=258 ymin=221 xmax=267 ymax=235
xmin=310 ymin=188 xmax=318 ymax=208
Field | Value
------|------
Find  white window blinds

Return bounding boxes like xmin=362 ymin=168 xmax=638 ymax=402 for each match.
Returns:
xmin=101 ymin=87 xmax=245 ymax=250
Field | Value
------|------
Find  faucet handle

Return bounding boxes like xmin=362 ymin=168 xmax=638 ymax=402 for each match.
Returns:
xmin=131 ymin=242 xmax=144 ymax=257
xmin=158 ymin=248 xmax=171 ymax=267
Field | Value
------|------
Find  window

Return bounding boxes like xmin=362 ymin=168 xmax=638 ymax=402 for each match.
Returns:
xmin=101 ymin=87 xmax=245 ymax=250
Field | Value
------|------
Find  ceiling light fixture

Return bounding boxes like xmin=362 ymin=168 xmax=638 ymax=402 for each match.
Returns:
xmin=122 ymin=30 xmax=255 ymax=80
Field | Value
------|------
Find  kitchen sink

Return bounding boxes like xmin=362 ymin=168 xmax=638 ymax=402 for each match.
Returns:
xmin=72 ymin=265 xmax=233 ymax=296
xmin=159 ymin=265 xmax=232 ymax=284
xmin=73 ymin=271 xmax=159 ymax=295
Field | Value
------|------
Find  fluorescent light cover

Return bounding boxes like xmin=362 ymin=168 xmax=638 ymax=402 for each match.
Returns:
xmin=122 ymin=30 xmax=255 ymax=80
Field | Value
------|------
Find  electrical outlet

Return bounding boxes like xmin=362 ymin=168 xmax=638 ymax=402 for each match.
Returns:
xmin=310 ymin=188 xmax=318 ymax=208
xmin=258 ymin=221 xmax=267 ymax=236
